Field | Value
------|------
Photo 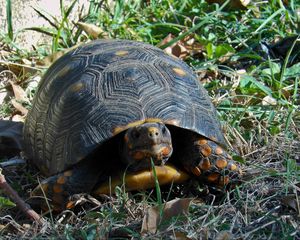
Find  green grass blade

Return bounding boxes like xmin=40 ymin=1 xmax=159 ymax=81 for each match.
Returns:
xmin=254 ymin=8 xmax=285 ymax=34
xmin=279 ymin=36 xmax=299 ymax=99
xmin=159 ymin=0 xmax=231 ymax=50
xmin=159 ymin=18 xmax=211 ymax=49
xmin=65 ymin=0 xmax=78 ymax=19
xmin=151 ymin=159 xmax=163 ymax=219
xmin=6 ymin=0 xmax=13 ymax=40
xmin=32 ymin=7 xmax=59 ymax=29
xmin=25 ymin=27 xmax=58 ymax=37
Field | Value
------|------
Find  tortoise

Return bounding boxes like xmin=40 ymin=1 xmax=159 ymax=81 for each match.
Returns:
xmin=23 ymin=39 xmax=239 ymax=211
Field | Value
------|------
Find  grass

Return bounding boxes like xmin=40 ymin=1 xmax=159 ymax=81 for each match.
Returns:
xmin=0 ymin=0 xmax=299 ymax=239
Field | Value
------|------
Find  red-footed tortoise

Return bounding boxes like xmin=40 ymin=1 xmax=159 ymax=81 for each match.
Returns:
xmin=23 ymin=40 xmax=239 ymax=211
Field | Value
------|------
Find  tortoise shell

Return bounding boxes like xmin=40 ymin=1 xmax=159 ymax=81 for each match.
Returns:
xmin=23 ymin=40 xmax=225 ymax=175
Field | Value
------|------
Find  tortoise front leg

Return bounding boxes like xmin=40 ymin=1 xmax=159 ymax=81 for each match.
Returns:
xmin=32 ymin=158 xmax=105 ymax=212
xmin=176 ymin=132 xmax=239 ymax=187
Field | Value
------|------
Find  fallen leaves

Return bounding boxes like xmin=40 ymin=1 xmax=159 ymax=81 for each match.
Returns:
xmin=158 ymin=34 xmax=204 ymax=60
xmin=141 ymin=198 xmax=196 ymax=235
xmin=77 ymin=22 xmax=109 ymax=39
xmin=207 ymin=0 xmax=250 ymax=9
xmin=280 ymin=194 xmax=300 ymax=214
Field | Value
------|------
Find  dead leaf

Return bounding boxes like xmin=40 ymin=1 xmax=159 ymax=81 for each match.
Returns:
xmin=207 ymin=0 xmax=250 ymax=9
xmin=39 ymin=51 xmax=66 ymax=66
xmin=0 ymin=88 xmax=8 ymax=105
xmin=9 ymin=80 xmax=30 ymax=104
xmin=141 ymin=198 xmax=195 ymax=234
xmin=12 ymin=114 xmax=25 ymax=122
xmin=0 ymin=120 xmax=24 ymax=157
xmin=172 ymin=231 xmax=192 ymax=240
xmin=216 ymin=231 xmax=233 ymax=240
xmin=281 ymin=195 xmax=299 ymax=213
xmin=0 ymin=60 xmax=39 ymax=76
xmin=77 ymin=22 xmax=109 ymax=39
xmin=262 ymin=96 xmax=277 ymax=105
xmin=11 ymin=99 xmax=28 ymax=116
xmin=66 ymin=193 xmax=101 ymax=210
xmin=158 ymin=34 xmax=204 ymax=60
xmin=39 ymin=45 xmax=79 ymax=66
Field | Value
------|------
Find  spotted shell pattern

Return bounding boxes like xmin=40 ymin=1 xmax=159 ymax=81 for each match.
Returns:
xmin=23 ymin=40 xmax=225 ymax=175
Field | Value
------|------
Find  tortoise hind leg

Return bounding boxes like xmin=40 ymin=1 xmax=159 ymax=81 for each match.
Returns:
xmin=175 ymin=132 xmax=240 ymax=187
xmin=32 ymin=158 xmax=104 ymax=212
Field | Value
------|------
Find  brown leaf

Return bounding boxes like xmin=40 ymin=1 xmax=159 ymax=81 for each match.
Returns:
xmin=9 ymin=80 xmax=29 ymax=103
xmin=158 ymin=34 xmax=188 ymax=59
xmin=66 ymin=193 xmax=101 ymax=210
xmin=39 ymin=51 xmax=66 ymax=66
xmin=11 ymin=99 xmax=28 ymax=116
xmin=158 ymin=34 xmax=205 ymax=60
xmin=262 ymin=96 xmax=277 ymax=105
xmin=207 ymin=0 xmax=250 ymax=9
xmin=141 ymin=198 xmax=195 ymax=234
xmin=77 ymin=22 xmax=109 ymax=39
xmin=281 ymin=195 xmax=299 ymax=213
xmin=216 ymin=231 xmax=233 ymax=240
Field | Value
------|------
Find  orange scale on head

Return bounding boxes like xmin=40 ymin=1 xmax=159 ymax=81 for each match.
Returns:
xmin=161 ymin=146 xmax=171 ymax=156
xmin=132 ymin=151 xmax=145 ymax=161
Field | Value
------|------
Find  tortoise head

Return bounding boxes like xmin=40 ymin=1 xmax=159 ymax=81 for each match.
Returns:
xmin=122 ymin=122 xmax=173 ymax=171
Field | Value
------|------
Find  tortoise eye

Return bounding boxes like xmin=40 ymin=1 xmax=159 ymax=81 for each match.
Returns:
xmin=132 ymin=130 xmax=140 ymax=139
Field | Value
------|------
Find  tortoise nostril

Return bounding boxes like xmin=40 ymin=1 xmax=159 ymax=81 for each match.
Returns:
xmin=148 ymin=127 xmax=159 ymax=138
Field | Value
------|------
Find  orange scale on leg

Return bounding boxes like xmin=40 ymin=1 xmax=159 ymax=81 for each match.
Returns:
xmin=191 ymin=166 xmax=202 ymax=176
xmin=199 ymin=158 xmax=211 ymax=170
xmin=53 ymin=184 xmax=63 ymax=193
xmin=57 ymin=175 xmax=66 ymax=184
xmin=215 ymin=146 xmax=224 ymax=155
xmin=207 ymin=173 xmax=220 ymax=183
xmin=200 ymin=144 xmax=212 ymax=157
xmin=219 ymin=176 xmax=230 ymax=185
xmin=215 ymin=159 xmax=228 ymax=169
xmin=228 ymin=162 xmax=238 ymax=171
xmin=198 ymin=138 xmax=208 ymax=145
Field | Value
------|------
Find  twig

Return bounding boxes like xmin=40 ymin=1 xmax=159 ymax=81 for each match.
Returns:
xmin=0 ymin=169 xmax=44 ymax=224
xmin=0 ymin=157 xmax=26 ymax=168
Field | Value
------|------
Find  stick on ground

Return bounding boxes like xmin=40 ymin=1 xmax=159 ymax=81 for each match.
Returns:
xmin=0 ymin=169 xmax=44 ymax=224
